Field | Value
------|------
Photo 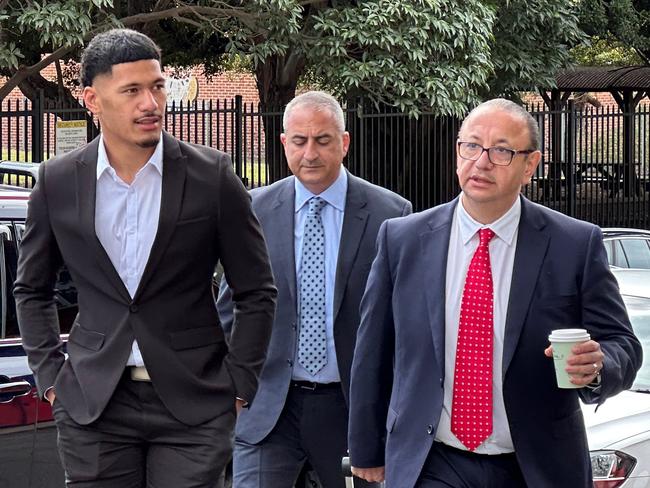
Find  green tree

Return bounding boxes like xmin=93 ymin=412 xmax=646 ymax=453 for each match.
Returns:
xmin=1 ymin=0 xmax=586 ymax=114
xmin=576 ymin=0 xmax=649 ymax=64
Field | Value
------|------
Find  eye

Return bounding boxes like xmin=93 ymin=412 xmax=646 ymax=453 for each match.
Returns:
xmin=492 ymin=147 xmax=512 ymax=156
xmin=464 ymin=142 xmax=481 ymax=150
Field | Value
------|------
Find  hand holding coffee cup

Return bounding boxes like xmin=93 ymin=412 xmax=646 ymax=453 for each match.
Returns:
xmin=545 ymin=329 xmax=605 ymax=388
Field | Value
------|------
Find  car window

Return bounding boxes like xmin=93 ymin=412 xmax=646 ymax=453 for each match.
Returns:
xmin=625 ymin=296 xmax=650 ymax=391
xmin=611 ymin=240 xmax=629 ymax=268
xmin=620 ymin=239 xmax=650 ymax=269
xmin=0 ymin=221 xmax=76 ymax=339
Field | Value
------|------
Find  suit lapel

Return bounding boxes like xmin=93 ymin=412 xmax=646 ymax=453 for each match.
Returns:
xmin=422 ymin=200 xmax=456 ymax=375
xmin=333 ymin=174 xmax=369 ymax=321
xmin=268 ymin=178 xmax=297 ymax=307
xmin=133 ymin=133 xmax=187 ymax=301
xmin=76 ymin=137 xmax=131 ymax=302
xmin=502 ymin=198 xmax=549 ymax=377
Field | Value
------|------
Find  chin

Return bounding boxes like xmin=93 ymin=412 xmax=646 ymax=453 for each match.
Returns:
xmin=137 ymin=137 xmax=160 ymax=148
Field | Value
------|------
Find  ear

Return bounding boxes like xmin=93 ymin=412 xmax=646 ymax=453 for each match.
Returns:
xmin=522 ymin=150 xmax=542 ymax=185
xmin=341 ymin=131 xmax=350 ymax=156
xmin=83 ymin=86 xmax=100 ymax=115
xmin=280 ymin=133 xmax=287 ymax=147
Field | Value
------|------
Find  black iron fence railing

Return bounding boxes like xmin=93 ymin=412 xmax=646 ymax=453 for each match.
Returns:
xmin=1 ymin=92 xmax=648 ymax=228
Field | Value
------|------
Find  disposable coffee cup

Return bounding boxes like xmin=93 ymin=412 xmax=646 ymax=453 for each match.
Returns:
xmin=548 ymin=328 xmax=591 ymax=389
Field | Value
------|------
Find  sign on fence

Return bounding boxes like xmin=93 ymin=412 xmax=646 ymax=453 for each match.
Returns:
xmin=55 ymin=120 xmax=87 ymax=155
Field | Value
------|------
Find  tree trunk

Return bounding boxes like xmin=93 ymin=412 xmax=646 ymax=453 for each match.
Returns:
xmin=254 ymin=49 xmax=306 ymax=184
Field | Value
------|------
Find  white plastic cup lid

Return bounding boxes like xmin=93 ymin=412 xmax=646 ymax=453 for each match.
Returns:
xmin=548 ymin=328 xmax=590 ymax=342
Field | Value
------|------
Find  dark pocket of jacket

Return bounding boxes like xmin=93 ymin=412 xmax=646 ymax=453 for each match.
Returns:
xmin=68 ymin=324 xmax=105 ymax=351
xmin=170 ymin=326 xmax=224 ymax=350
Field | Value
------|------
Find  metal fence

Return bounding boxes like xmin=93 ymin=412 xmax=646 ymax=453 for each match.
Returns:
xmin=1 ymin=92 xmax=649 ymax=228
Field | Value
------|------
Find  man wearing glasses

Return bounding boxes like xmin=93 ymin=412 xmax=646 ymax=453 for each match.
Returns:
xmin=347 ymin=98 xmax=641 ymax=487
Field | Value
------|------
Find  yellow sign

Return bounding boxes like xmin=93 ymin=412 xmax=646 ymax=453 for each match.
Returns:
xmin=56 ymin=119 xmax=87 ymax=155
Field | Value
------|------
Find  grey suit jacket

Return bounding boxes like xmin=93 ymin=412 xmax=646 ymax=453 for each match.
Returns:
xmin=218 ymin=171 xmax=411 ymax=443
xmin=348 ymin=195 xmax=642 ymax=488
xmin=14 ymin=132 xmax=276 ymax=426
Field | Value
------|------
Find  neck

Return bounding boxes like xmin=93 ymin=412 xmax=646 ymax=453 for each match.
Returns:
xmin=103 ymin=139 xmax=157 ymax=185
xmin=460 ymin=194 xmax=517 ymax=225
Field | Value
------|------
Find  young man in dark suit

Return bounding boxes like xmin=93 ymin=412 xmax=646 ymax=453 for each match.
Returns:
xmin=218 ymin=91 xmax=412 ymax=488
xmin=14 ymin=28 xmax=276 ymax=487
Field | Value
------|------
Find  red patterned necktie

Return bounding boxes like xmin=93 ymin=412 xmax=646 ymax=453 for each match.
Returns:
xmin=451 ymin=227 xmax=495 ymax=451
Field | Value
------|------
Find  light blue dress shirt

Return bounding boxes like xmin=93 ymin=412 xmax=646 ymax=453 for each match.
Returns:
xmin=95 ymin=135 xmax=163 ymax=367
xmin=292 ymin=167 xmax=348 ymax=383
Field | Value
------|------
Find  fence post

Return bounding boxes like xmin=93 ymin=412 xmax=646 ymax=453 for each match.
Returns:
xmin=31 ymin=90 xmax=44 ymax=163
xmin=234 ymin=95 xmax=243 ymax=179
xmin=566 ymin=100 xmax=576 ymax=217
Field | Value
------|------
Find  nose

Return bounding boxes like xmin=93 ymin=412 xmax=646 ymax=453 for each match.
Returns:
xmin=474 ymin=148 xmax=493 ymax=169
xmin=303 ymin=139 xmax=318 ymax=161
xmin=139 ymin=89 xmax=159 ymax=112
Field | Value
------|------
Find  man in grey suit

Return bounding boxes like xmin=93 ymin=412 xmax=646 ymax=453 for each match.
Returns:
xmin=14 ymin=29 xmax=276 ymax=487
xmin=218 ymin=91 xmax=412 ymax=488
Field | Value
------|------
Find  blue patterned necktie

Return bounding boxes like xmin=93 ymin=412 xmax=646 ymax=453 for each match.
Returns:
xmin=298 ymin=196 xmax=328 ymax=375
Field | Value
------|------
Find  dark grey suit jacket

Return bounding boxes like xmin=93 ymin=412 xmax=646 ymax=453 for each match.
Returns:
xmin=14 ymin=132 xmax=276 ymax=426
xmin=349 ymin=195 xmax=642 ymax=488
xmin=218 ymin=171 xmax=411 ymax=443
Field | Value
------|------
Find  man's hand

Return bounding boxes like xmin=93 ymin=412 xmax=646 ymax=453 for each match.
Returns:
xmin=45 ymin=388 xmax=56 ymax=406
xmin=235 ymin=398 xmax=246 ymax=416
xmin=545 ymin=339 xmax=604 ymax=386
xmin=351 ymin=466 xmax=385 ymax=483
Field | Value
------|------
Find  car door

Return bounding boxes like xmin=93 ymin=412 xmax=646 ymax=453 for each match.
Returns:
xmin=0 ymin=222 xmax=66 ymax=488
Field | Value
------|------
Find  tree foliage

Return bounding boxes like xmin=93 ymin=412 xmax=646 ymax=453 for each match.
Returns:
xmin=0 ymin=0 xmax=586 ymax=115
xmin=576 ymin=0 xmax=649 ymax=64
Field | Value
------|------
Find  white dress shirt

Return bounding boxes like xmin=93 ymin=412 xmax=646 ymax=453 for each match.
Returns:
xmin=435 ymin=195 xmax=521 ymax=454
xmin=95 ymin=136 xmax=163 ymax=367
xmin=292 ymin=167 xmax=348 ymax=383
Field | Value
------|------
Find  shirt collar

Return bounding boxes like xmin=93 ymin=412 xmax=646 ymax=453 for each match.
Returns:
xmin=96 ymin=134 xmax=164 ymax=180
xmin=457 ymin=194 xmax=521 ymax=247
xmin=294 ymin=166 xmax=348 ymax=213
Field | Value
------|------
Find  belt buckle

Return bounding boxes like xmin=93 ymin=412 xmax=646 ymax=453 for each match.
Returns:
xmin=130 ymin=366 xmax=151 ymax=382
xmin=298 ymin=381 xmax=317 ymax=390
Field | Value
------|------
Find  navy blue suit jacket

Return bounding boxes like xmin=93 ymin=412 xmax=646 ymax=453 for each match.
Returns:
xmin=348 ymin=195 xmax=641 ymax=488
xmin=218 ymin=171 xmax=412 ymax=443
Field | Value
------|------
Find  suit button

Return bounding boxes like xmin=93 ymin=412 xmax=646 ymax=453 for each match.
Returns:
xmin=287 ymin=359 xmax=293 ymax=367
xmin=427 ymin=425 xmax=433 ymax=435
xmin=129 ymin=304 xmax=139 ymax=313
xmin=440 ymin=378 xmax=444 ymax=387
xmin=291 ymin=322 xmax=297 ymax=331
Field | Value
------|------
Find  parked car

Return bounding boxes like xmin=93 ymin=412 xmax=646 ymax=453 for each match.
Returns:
xmin=0 ymin=161 xmax=39 ymax=188
xmin=0 ymin=183 xmax=77 ymax=488
xmin=602 ymin=228 xmax=650 ymax=269
xmin=583 ymin=268 xmax=650 ymax=488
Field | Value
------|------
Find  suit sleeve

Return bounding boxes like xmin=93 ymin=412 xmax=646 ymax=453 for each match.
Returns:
xmin=13 ymin=162 xmax=65 ymax=398
xmin=401 ymin=200 xmax=413 ymax=217
xmin=216 ymin=159 xmax=276 ymax=403
xmin=348 ymin=219 xmax=396 ymax=468
xmin=579 ymin=226 xmax=642 ymax=405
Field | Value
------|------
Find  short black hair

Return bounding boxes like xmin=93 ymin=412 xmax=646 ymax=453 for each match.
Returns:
xmin=80 ymin=28 xmax=161 ymax=87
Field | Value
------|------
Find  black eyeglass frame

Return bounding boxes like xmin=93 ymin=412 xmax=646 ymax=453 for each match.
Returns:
xmin=457 ymin=141 xmax=535 ymax=166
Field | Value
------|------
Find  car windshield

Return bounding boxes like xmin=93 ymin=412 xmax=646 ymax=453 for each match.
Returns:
xmin=625 ymin=295 xmax=650 ymax=391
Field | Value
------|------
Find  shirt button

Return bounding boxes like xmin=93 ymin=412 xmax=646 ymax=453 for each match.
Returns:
xmin=427 ymin=425 xmax=433 ymax=435
xmin=129 ymin=304 xmax=139 ymax=313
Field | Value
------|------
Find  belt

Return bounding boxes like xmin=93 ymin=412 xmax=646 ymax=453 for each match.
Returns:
xmin=290 ymin=380 xmax=340 ymax=391
xmin=434 ymin=442 xmax=516 ymax=459
xmin=129 ymin=366 xmax=151 ymax=382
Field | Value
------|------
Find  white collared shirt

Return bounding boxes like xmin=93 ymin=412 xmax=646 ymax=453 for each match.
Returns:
xmin=95 ymin=136 xmax=163 ymax=367
xmin=292 ymin=167 xmax=348 ymax=383
xmin=435 ymin=195 xmax=521 ymax=453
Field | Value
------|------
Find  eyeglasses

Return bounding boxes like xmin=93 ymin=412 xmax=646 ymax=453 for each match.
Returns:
xmin=457 ymin=141 xmax=534 ymax=166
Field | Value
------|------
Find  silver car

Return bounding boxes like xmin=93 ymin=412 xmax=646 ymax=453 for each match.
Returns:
xmin=583 ymin=268 xmax=650 ymax=487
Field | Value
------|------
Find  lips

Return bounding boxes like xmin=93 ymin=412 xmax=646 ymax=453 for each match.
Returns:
xmin=135 ymin=114 xmax=162 ymax=131
xmin=469 ymin=174 xmax=494 ymax=184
